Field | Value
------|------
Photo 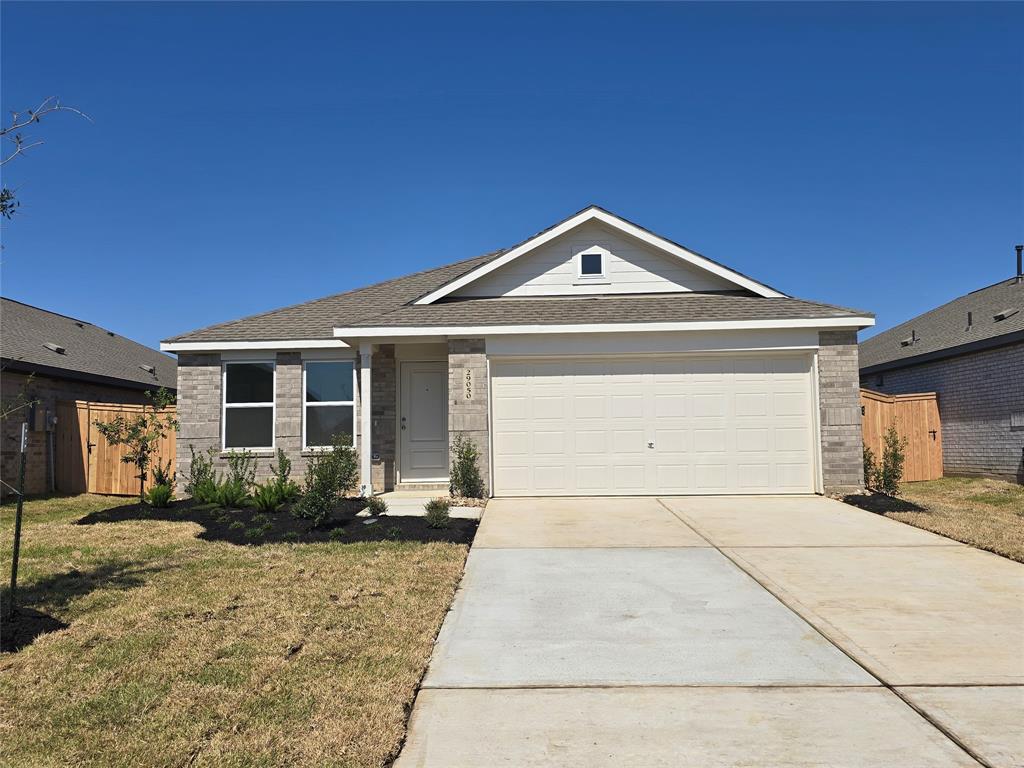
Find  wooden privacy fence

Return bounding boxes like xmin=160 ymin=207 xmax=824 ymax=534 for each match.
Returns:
xmin=56 ymin=401 xmax=177 ymax=495
xmin=860 ymin=389 xmax=942 ymax=482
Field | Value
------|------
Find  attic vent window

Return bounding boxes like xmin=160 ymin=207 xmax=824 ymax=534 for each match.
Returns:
xmin=43 ymin=342 xmax=66 ymax=355
xmin=580 ymin=252 xmax=603 ymax=276
xmin=139 ymin=364 xmax=156 ymax=375
xmin=993 ymin=308 xmax=1019 ymax=322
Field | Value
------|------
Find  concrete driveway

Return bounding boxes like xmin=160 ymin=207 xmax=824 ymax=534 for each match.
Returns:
xmin=396 ymin=496 xmax=1024 ymax=768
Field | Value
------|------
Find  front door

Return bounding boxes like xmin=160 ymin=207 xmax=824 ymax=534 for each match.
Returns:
xmin=400 ymin=361 xmax=449 ymax=482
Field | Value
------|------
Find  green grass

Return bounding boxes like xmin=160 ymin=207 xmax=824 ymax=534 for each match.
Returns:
xmin=0 ymin=494 xmax=468 ymax=767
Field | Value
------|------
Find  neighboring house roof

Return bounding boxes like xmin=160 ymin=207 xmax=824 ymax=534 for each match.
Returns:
xmin=860 ymin=277 xmax=1024 ymax=374
xmin=163 ymin=208 xmax=872 ymax=346
xmin=1 ymin=297 xmax=177 ymax=390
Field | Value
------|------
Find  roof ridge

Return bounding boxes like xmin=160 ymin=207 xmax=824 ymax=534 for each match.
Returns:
xmin=2 ymin=296 xmax=98 ymax=328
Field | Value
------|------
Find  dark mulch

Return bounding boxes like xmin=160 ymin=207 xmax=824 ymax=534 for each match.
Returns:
xmin=841 ymin=492 xmax=925 ymax=515
xmin=77 ymin=498 xmax=477 ymax=546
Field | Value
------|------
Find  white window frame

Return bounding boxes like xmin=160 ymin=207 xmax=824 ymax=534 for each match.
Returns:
xmin=302 ymin=359 xmax=357 ymax=451
xmin=222 ymin=359 xmax=276 ymax=452
xmin=575 ymin=245 xmax=608 ymax=282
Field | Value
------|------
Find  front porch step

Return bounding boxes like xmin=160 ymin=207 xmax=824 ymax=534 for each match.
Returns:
xmin=394 ymin=482 xmax=449 ymax=494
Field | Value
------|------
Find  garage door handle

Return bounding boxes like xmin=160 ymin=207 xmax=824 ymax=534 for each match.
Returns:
xmin=647 ymin=441 xmax=655 ymax=449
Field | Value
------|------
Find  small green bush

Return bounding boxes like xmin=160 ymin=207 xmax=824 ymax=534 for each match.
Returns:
xmin=449 ymin=433 xmax=484 ymax=499
xmin=293 ymin=434 xmax=359 ymax=526
xmin=184 ymin=445 xmax=217 ymax=497
xmin=228 ymin=520 xmax=245 ymax=531
xmin=424 ymin=497 xmax=450 ymax=529
xmin=863 ymin=443 xmax=877 ymax=488
xmin=282 ymin=531 xmax=300 ymax=543
xmin=151 ymin=459 xmax=175 ymax=488
xmin=875 ymin=426 xmax=907 ymax=497
xmin=365 ymin=495 xmax=388 ymax=516
xmin=145 ymin=483 xmax=174 ymax=508
xmin=215 ymin=478 xmax=250 ymax=509
xmin=269 ymin=447 xmax=292 ymax=484
xmin=193 ymin=476 xmax=220 ymax=505
xmin=226 ymin=450 xmax=258 ymax=493
xmin=329 ymin=527 xmax=347 ymax=541
xmin=252 ymin=479 xmax=298 ymax=512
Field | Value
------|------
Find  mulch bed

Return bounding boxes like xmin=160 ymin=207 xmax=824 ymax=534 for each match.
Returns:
xmin=840 ymin=492 xmax=925 ymax=515
xmin=77 ymin=498 xmax=477 ymax=546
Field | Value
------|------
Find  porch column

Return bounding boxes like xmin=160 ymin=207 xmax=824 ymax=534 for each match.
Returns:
xmin=359 ymin=341 xmax=373 ymax=495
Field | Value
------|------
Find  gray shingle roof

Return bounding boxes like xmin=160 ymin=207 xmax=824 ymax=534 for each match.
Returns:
xmin=860 ymin=277 xmax=1024 ymax=371
xmin=164 ymin=211 xmax=872 ymax=344
xmin=1 ymin=298 xmax=177 ymax=390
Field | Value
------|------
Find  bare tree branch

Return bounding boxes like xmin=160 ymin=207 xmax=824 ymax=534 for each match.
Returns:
xmin=0 ymin=96 xmax=91 ymax=167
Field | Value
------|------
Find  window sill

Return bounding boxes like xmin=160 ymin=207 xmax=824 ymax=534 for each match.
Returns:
xmin=219 ymin=449 xmax=275 ymax=457
xmin=573 ymin=278 xmax=610 ymax=286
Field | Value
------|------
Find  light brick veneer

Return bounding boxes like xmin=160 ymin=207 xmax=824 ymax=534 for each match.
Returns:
xmin=369 ymin=344 xmax=396 ymax=491
xmin=818 ymin=330 xmax=864 ymax=493
xmin=448 ymin=338 xmax=489 ymax=496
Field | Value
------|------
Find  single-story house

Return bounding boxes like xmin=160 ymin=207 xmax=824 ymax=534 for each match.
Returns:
xmin=162 ymin=206 xmax=875 ymax=497
xmin=0 ymin=297 xmax=177 ymax=496
xmin=860 ymin=256 xmax=1024 ymax=483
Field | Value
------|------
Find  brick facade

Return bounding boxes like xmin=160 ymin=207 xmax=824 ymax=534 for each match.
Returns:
xmin=447 ymin=338 xmax=489 ymax=496
xmin=861 ymin=342 xmax=1024 ymax=482
xmin=818 ymin=330 xmax=864 ymax=494
xmin=0 ymin=371 xmax=152 ymax=497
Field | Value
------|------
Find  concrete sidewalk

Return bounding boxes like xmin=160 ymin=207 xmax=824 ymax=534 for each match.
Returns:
xmin=396 ymin=497 xmax=1024 ymax=767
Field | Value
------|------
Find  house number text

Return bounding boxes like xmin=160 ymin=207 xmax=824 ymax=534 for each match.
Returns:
xmin=464 ymin=369 xmax=474 ymax=400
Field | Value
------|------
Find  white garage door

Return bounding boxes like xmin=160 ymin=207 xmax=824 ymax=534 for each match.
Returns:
xmin=490 ymin=354 xmax=817 ymax=496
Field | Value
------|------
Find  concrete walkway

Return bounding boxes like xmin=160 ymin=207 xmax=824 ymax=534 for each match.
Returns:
xmin=396 ymin=496 xmax=1024 ymax=767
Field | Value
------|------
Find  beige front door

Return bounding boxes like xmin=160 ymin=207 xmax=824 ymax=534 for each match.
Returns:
xmin=400 ymin=361 xmax=449 ymax=482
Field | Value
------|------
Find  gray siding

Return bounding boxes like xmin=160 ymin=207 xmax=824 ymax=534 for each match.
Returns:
xmin=861 ymin=342 xmax=1024 ymax=482
xmin=818 ymin=330 xmax=864 ymax=494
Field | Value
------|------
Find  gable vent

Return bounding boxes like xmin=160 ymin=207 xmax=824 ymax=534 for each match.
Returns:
xmin=139 ymin=364 xmax=156 ymax=375
xmin=994 ymin=308 xmax=1019 ymax=322
xmin=43 ymin=342 xmax=67 ymax=355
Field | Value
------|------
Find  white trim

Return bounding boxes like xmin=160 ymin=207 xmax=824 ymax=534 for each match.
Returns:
xmin=301 ymin=360 xmax=356 ymax=451
xmin=222 ymin=359 xmax=276 ymax=452
xmin=414 ymin=207 xmax=786 ymax=304
xmin=162 ymin=339 xmax=351 ymax=352
xmin=359 ymin=341 xmax=373 ymax=496
xmin=334 ymin=317 xmax=874 ymax=339
xmin=575 ymin=246 xmax=607 ymax=281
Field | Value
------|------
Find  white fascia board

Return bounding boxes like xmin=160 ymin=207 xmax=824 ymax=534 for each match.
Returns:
xmin=161 ymin=339 xmax=351 ymax=352
xmin=414 ymin=207 xmax=785 ymax=304
xmin=333 ymin=316 xmax=875 ymax=338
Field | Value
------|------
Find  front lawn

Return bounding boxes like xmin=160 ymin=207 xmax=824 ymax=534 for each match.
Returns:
xmin=843 ymin=476 xmax=1024 ymax=563
xmin=0 ymin=494 xmax=471 ymax=767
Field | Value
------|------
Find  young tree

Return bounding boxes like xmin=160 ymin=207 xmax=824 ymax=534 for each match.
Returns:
xmin=93 ymin=388 xmax=179 ymax=503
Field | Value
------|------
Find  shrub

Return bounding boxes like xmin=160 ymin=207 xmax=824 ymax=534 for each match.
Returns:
xmin=228 ymin=520 xmax=245 ymax=531
xmin=184 ymin=445 xmax=217 ymax=497
xmin=282 ymin=531 xmax=300 ymax=543
xmin=215 ymin=478 xmax=250 ymax=509
xmin=293 ymin=434 xmax=359 ymax=526
xmin=252 ymin=480 xmax=288 ymax=513
xmin=269 ymin=447 xmax=292 ymax=484
xmin=193 ymin=476 xmax=220 ymax=505
xmin=424 ymin=497 xmax=450 ymax=529
xmin=151 ymin=459 xmax=175 ymax=488
xmin=449 ymin=433 xmax=484 ymax=499
xmin=875 ymin=426 xmax=907 ymax=497
xmin=863 ymin=443 xmax=878 ymax=489
xmin=329 ymin=527 xmax=347 ymax=541
xmin=145 ymin=483 xmax=174 ymax=508
xmin=226 ymin=450 xmax=258 ymax=493
xmin=365 ymin=495 xmax=388 ymax=517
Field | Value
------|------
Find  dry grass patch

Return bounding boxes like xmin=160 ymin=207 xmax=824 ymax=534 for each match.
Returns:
xmin=1 ymin=494 xmax=468 ymax=767
xmin=844 ymin=477 xmax=1024 ymax=562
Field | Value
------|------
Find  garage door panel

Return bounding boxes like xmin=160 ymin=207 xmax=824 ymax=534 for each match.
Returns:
xmin=491 ymin=354 xmax=815 ymax=496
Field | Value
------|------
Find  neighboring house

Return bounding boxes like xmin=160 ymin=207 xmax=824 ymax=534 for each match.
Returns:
xmin=0 ymin=298 xmax=177 ymax=496
xmin=162 ymin=206 xmax=874 ymax=497
xmin=860 ymin=261 xmax=1024 ymax=483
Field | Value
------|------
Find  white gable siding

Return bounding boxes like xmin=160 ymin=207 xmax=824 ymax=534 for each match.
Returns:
xmin=451 ymin=222 xmax=738 ymax=298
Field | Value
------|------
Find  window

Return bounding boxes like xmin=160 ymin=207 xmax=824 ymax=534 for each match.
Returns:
xmin=579 ymin=251 xmax=604 ymax=278
xmin=223 ymin=361 xmax=275 ymax=449
xmin=303 ymin=360 xmax=355 ymax=449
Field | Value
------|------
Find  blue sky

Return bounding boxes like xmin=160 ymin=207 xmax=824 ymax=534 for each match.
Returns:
xmin=2 ymin=2 xmax=1021 ymax=350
